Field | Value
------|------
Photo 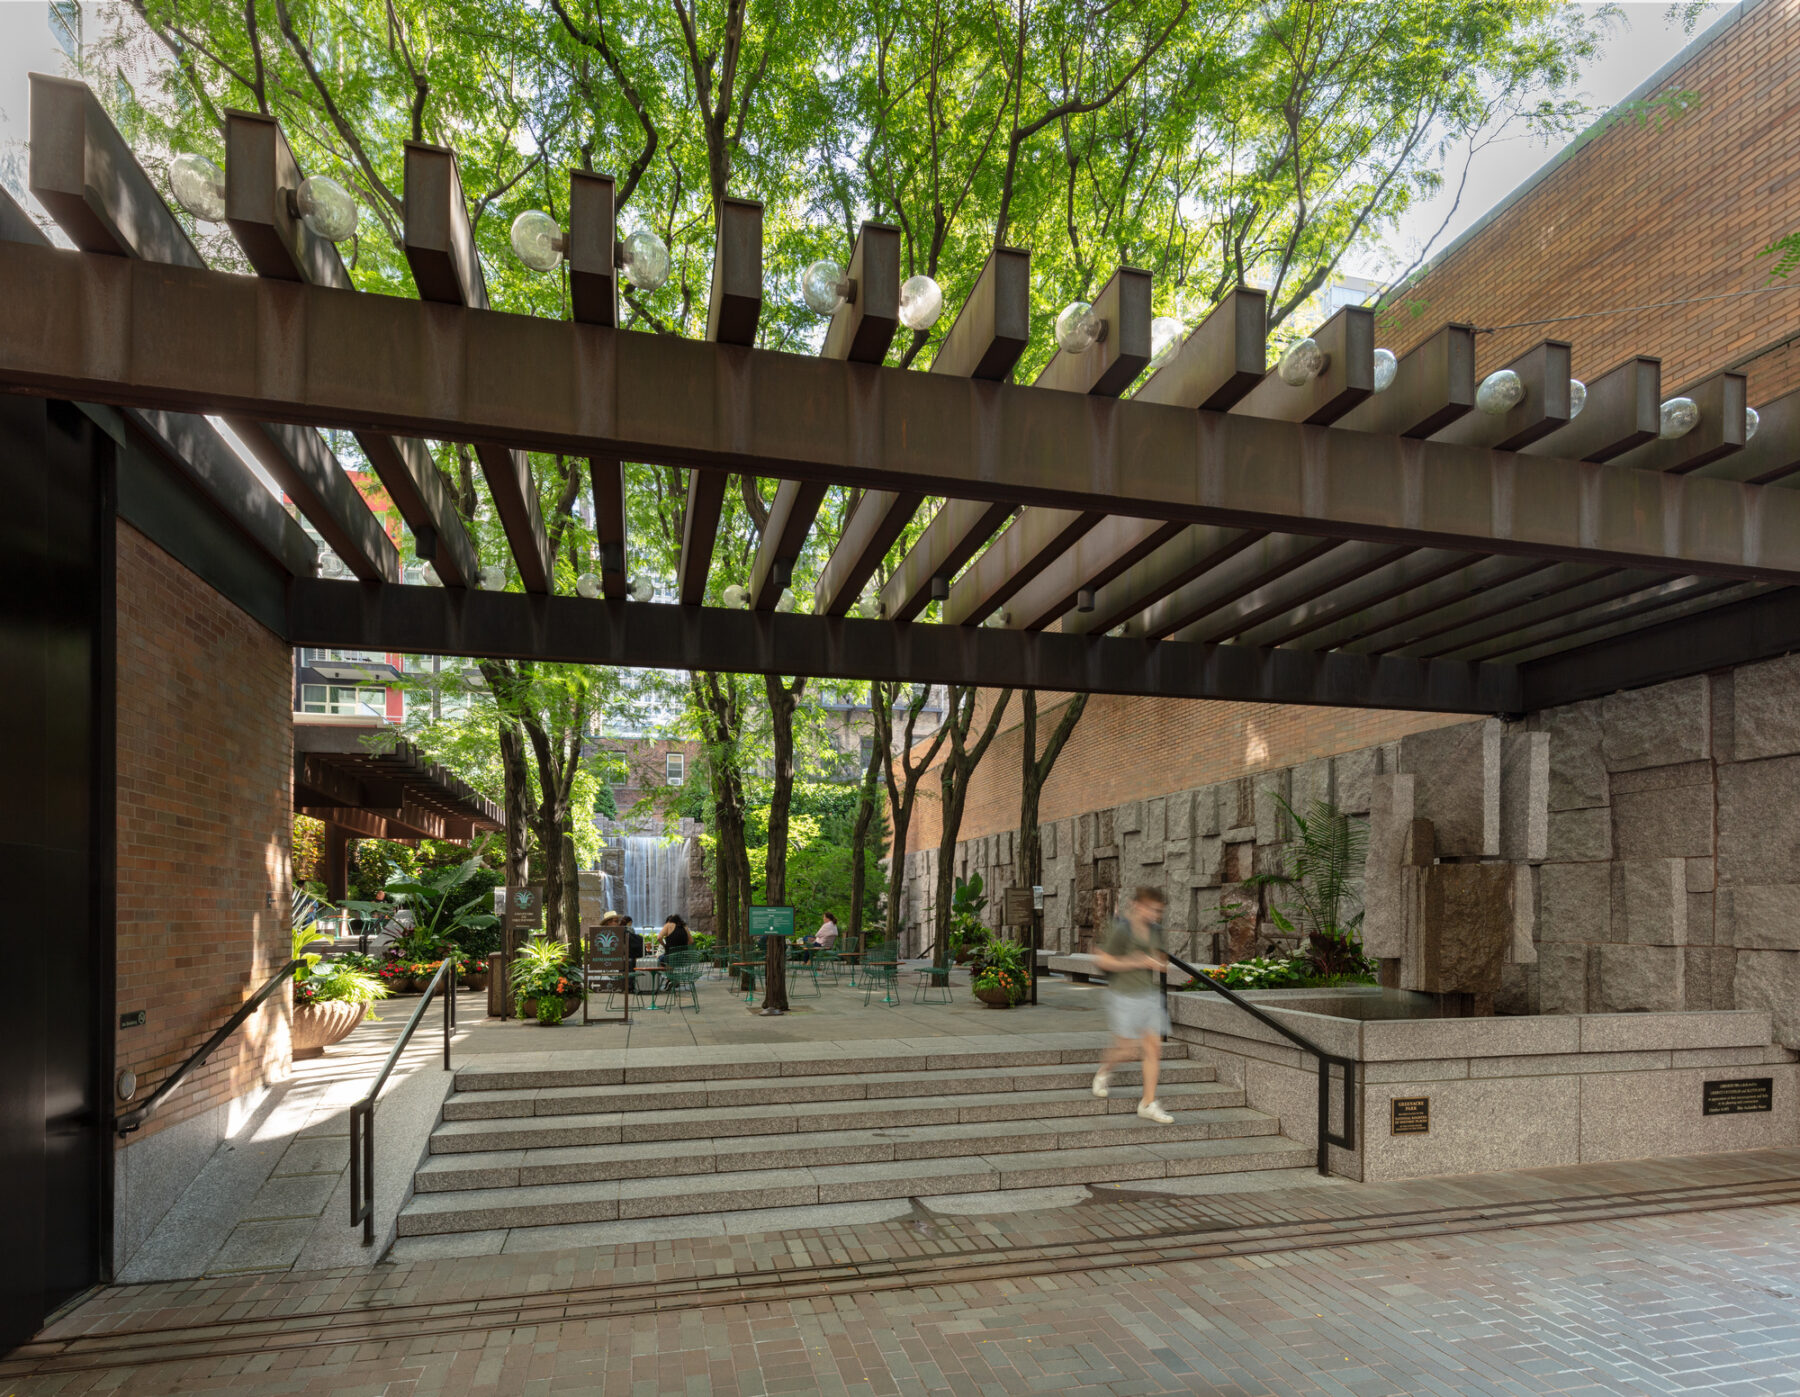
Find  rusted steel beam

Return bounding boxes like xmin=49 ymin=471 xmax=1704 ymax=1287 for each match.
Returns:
xmin=1169 ymin=542 xmax=1417 ymax=646
xmin=814 ymin=488 xmax=924 ymax=616
xmin=1404 ymin=567 xmax=1693 ymax=659
xmin=944 ymin=508 xmax=1105 ymax=626
xmin=28 ymin=75 xmax=395 ymax=583
xmin=1058 ymin=525 xmax=1261 ymax=638
xmin=10 ymin=244 xmax=1800 ymax=585
xmin=226 ymin=110 xmax=478 ymax=588
xmin=750 ymin=478 xmax=828 ymax=609
xmin=1234 ymin=549 xmax=1483 ymax=649
xmin=707 ymin=196 xmax=763 ymax=346
xmin=1520 ymin=355 xmax=1660 ymax=463
xmin=589 ymin=455 xmax=628 ymax=597
xmin=1133 ymin=535 xmax=1341 ymax=642
xmin=569 ymin=171 xmax=618 ymax=328
xmin=1293 ymin=555 xmax=1557 ymax=654
xmin=679 ymin=469 xmax=729 ymax=605
xmin=1000 ymin=516 xmax=1186 ymax=632
xmin=823 ymin=222 xmax=900 ymax=364
xmin=1430 ymin=340 xmax=1572 ymax=452
xmin=929 ymin=247 xmax=1031 ymax=381
xmin=1229 ymin=306 xmax=1374 ymax=425
xmin=1033 ymin=265 xmax=1152 ymax=397
xmin=1132 ymin=288 xmax=1267 ymax=411
xmin=1611 ymin=372 xmax=1747 ymax=475
xmin=1341 ymin=560 xmax=1606 ymax=655
xmin=1335 ymin=324 xmax=1477 ymax=439
xmin=1470 ymin=576 xmax=1753 ymax=667
xmin=879 ymin=500 xmax=1017 ymax=621
xmin=288 ymin=577 xmax=1522 ymax=714
xmin=404 ymin=140 xmax=550 ymax=592
xmin=1691 ymin=387 xmax=1800 ymax=485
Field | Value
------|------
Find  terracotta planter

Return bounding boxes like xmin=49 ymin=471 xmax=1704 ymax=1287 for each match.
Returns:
xmin=462 ymin=970 xmax=490 ymax=991
xmin=520 ymin=994 xmax=583 ymax=1021
xmin=292 ymin=1001 xmax=367 ymax=1059
xmin=954 ymin=948 xmax=973 ymax=965
xmin=973 ymin=985 xmax=1013 ymax=1008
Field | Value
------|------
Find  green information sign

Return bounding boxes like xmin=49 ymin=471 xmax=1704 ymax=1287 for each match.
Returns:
xmin=749 ymin=905 xmax=796 ymax=938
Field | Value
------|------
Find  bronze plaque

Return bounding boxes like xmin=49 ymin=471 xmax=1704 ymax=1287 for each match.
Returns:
xmin=1391 ymin=1096 xmax=1430 ymax=1135
xmin=1002 ymin=888 xmax=1036 ymax=927
xmin=1702 ymin=1077 xmax=1773 ymax=1115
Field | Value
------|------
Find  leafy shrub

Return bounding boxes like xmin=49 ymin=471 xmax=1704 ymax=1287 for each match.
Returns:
xmin=971 ymin=939 xmax=1029 ymax=1003
xmin=511 ymin=936 xmax=583 ymax=1017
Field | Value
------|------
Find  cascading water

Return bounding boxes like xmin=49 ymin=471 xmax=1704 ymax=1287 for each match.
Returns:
xmin=610 ymin=835 xmax=689 ymax=929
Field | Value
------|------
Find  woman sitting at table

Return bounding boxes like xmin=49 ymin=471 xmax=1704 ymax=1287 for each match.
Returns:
xmin=658 ymin=914 xmax=691 ymax=965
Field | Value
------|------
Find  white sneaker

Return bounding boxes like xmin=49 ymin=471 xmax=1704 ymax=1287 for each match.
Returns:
xmin=1136 ymin=1099 xmax=1174 ymax=1124
xmin=1091 ymin=1071 xmax=1110 ymax=1099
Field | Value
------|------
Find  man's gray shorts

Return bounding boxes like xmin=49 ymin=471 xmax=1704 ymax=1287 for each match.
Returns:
xmin=1105 ymin=989 xmax=1169 ymax=1040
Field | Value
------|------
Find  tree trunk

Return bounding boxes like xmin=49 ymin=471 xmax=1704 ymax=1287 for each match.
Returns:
xmin=560 ymin=825 xmax=583 ymax=950
xmin=761 ymin=674 xmax=803 ymax=1013
xmin=929 ymin=687 xmax=1013 ymax=979
xmin=497 ymin=724 xmax=532 ymax=891
xmin=883 ymin=687 xmax=952 ymax=953
xmin=1018 ymin=691 xmax=1087 ymax=964
xmin=849 ymin=681 xmax=892 ymax=949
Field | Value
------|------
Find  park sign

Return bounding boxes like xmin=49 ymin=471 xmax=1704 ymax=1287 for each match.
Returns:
xmin=749 ymin=906 xmax=796 ymax=938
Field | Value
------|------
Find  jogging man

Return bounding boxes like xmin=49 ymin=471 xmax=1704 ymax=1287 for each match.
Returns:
xmin=1091 ymin=886 xmax=1175 ymax=1124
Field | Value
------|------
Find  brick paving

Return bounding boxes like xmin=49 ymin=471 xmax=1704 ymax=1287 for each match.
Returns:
xmin=8 ymin=1149 xmax=1799 ymax=1395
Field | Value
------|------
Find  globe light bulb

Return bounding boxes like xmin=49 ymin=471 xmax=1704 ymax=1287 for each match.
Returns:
xmin=1277 ymin=337 xmax=1326 ymax=387
xmin=1054 ymin=301 xmax=1104 ymax=355
xmin=510 ymin=209 xmax=564 ymax=273
xmin=294 ymin=175 xmax=358 ymax=241
xmin=575 ymin=571 xmax=602 ymax=599
xmin=1745 ymin=406 xmax=1761 ymax=442
xmin=619 ymin=229 xmax=671 ymax=291
xmin=1372 ymin=347 xmax=1398 ymax=393
xmin=1569 ymin=378 xmax=1588 ymax=420
xmin=169 ymin=152 xmax=226 ymax=222
xmin=1476 ymin=368 xmax=1525 ymax=415
xmin=1659 ymin=396 xmax=1700 ymax=439
xmin=981 ymin=610 xmax=1011 ymax=629
xmin=722 ymin=583 xmax=749 ymax=609
xmin=802 ymin=259 xmax=850 ymax=316
xmin=1149 ymin=316 xmax=1184 ymax=370
xmin=627 ymin=575 xmax=654 ymax=603
xmin=479 ymin=564 xmax=507 ymax=590
xmin=775 ymin=587 xmax=796 ymax=613
xmin=898 ymin=274 xmax=945 ymax=332
xmin=421 ymin=563 xmax=442 ymax=587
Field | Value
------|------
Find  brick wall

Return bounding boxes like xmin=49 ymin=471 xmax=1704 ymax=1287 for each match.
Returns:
xmin=114 ymin=523 xmax=293 ymax=1145
xmin=1384 ymin=0 xmax=1800 ymax=401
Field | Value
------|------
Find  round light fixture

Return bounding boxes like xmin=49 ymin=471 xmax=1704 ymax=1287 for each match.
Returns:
xmin=1476 ymin=368 xmax=1525 ymax=415
xmin=1371 ymin=347 xmax=1398 ymax=393
xmin=575 ymin=571 xmax=602 ymax=599
xmin=421 ymin=563 xmax=442 ymax=587
xmin=510 ymin=209 xmax=564 ymax=272
xmin=479 ymin=564 xmax=507 ymax=590
xmin=618 ymin=229 xmax=672 ymax=291
xmin=1149 ymin=316 xmax=1185 ymax=370
xmin=627 ymin=575 xmax=654 ymax=603
xmin=722 ymin=583 xmax=749 ymax=609
xmin=1745 ymin=406 xmax=1761 ymax=442
xmin=1053 ymin=301 xmax=1104 ymax=355
xmin=1569 ymin=378 xmax=1588 ymax=420
xmin=775 ymin=587 xmax=796 ymax=613
xmin=981 ymin=609 xmax=1012 ymax=629
xmin=802 ymin=259 xmax=851 ymax=316
xmin=169 ymin=152 xmax=226 ymax=222
xmin=898 ymin=274 xmax=945 ymax=332
xmin=294 ymin=175 xmax=358 ymax=241
xmin=1277 ymin=337 xmax=1327 ymax=387
xmin=1659 ymin=396 xmax=1700 ymax=439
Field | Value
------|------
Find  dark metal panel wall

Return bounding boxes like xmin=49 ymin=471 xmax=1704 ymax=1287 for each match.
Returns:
xmin=0 ymin=396 xmax=112 ymax=1349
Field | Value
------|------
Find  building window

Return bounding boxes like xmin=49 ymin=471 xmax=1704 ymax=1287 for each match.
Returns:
xmin=665 ymin=752 xmax=685 ymax=786
xmin=860 ymin=735 xmax=875 ymax=766
xmin=299 ymin=684 xmax=388 ymax=718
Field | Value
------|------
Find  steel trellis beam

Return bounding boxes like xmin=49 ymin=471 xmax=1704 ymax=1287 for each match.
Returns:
xmin=9 ymin=244 xmax=1800 ymax=585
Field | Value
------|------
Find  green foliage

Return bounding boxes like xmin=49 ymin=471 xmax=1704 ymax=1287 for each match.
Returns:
xmin=949 ymin=873 xmax=989 ymax=948
xmin=291 ymin=924 xmax=334 ymax=980
xmin=1188 ymin=953 xmax=1376 ymax=992
xmin=350 ymin=840 xmax=416 ymax=902
xmin=971 ymin=939 xmax=1029 ymax=1003
xmin=294 ymin=962 xmax=390 ymax=1008
xmin=1759 ymin=231 xmax=1800 ymax=284
xmin=1239 ymin=795 xmax=1370 ymax=977
xmin=511 ymin=936 xmax=583 ymax=1017
xmin=345 ymin=851 xmax=502 ymax=962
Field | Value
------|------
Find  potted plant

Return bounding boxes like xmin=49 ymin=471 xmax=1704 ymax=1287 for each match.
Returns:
xmin=291 ymin=926 xmax=389 ymax=1058
xmin=343 ymin=849 xmax=501 ymax=990
xmin=511 ymin=936 xmax=583 ymax=1023
xmin=970 ymin=940 xmax=1029 ymax=1008
xmin=949 ymin=874 xmax=989 ymax=964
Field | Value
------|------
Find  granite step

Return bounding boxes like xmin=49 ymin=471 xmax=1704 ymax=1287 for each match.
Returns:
xmin=414 ymin=1105 xmax=1280 ymax=1192
xmin=427 ymin=1080 xmax=1248 ymax=1155
xmin=395 ymin=1135 xmax=1313 ymax=1236
xmin=440 ymin=1059 xmax=1217 ymax=1122
xmin=451 ymin=1040 xmax=1190 ymax=1092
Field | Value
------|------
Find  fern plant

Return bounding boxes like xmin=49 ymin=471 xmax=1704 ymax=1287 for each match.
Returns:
xmin=1242 ymin=795 xmax=1372 ymax=978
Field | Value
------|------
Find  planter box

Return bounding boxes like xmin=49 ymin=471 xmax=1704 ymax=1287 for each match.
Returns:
xmin=292 ymin=1001 xmax=366 ymax=1059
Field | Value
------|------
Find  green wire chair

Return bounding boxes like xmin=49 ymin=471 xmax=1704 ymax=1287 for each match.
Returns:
xmin=650 ymin=950 xmax=704 ymax=1013
xmin=860 ymin=940 xmax=899 ymax=1006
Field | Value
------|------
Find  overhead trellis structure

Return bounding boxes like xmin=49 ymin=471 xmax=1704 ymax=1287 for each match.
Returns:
xmin=6 ymin=75 xmax=1800 ymax=716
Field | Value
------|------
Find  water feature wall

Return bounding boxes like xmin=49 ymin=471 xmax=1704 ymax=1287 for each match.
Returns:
xmin=611 ymin=834 xmax=690 ymax=928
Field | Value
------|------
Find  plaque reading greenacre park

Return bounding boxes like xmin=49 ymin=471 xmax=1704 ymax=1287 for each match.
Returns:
xmin=1391 ymin=1097 xmax=1430 ymax=1135
xmin=1702 ymin=1077 xmax=1773 ymax=1115
xmin=749 ymin=905 xmax=795 ymax=938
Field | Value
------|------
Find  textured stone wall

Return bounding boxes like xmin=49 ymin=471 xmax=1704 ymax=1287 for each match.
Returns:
xmin=114 ymin=523 xmax=293 ymax=1145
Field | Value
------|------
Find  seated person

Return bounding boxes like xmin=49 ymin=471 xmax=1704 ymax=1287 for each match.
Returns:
xmin=659 ymin=914 xmax=691 ymax=964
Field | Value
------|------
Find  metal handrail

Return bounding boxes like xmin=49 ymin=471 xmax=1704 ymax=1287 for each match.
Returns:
xmin=114 ymin=958 xmax=307 ymax=1138
xmin=1164 ymin=953 xmax=1357 ymax=1176
xmin=349 ymin=957 xmax=457 ymax=1245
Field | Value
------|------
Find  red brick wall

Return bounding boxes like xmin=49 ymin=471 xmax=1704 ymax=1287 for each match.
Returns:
xmin=1384 ymin=0 xmax=1800 ymax=401
xmin=114 ymin=524 xmax=293 ymax=1145
xmin=905 ymin=695 xmax=1468 ymax=853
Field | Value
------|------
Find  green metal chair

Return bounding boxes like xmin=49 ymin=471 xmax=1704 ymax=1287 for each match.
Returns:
xmin=911 ymin=957 xmax=952 ymax=1005
xmin=650 ymin=951 xmax=703 ymax=1013
xmin=861 ymin=941 xmax=899 ymax=1006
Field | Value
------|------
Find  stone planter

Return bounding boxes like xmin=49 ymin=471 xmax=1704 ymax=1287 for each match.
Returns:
xmin=462 ymin=970 xmax=490 ymax=992
xmin=520 ymin=994 xmax=583 ymax=1022
xmin=292 ymin=1001 xmax=366 ymax=1059
xmin=973 ymin=985 xmax=1013 ymax=1008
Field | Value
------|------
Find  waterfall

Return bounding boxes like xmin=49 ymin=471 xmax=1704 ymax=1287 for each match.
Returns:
xmin=612 ymin=835 xmax=689 ymax=929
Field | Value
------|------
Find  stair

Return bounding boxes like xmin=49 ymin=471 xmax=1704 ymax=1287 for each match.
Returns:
xmin=397 ymin=1041 xmax=1311 ymax=1239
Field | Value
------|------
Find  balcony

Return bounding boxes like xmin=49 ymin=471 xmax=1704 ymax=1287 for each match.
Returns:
xmin=299 ymin=647 xmax=400 ymax=682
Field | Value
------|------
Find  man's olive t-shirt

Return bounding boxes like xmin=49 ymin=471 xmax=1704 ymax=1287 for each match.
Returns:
xmin=1099 ymin=915 xmax=1167 ymax=996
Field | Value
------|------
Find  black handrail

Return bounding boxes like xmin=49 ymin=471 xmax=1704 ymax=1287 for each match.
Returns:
xmin=349 ymin=956 xmax=457 ymax=1245
xmin=1164 ymin=953 xmax=1356 ymax=1176
xmin=114 ymin=959 xmax=307 ymax=1138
